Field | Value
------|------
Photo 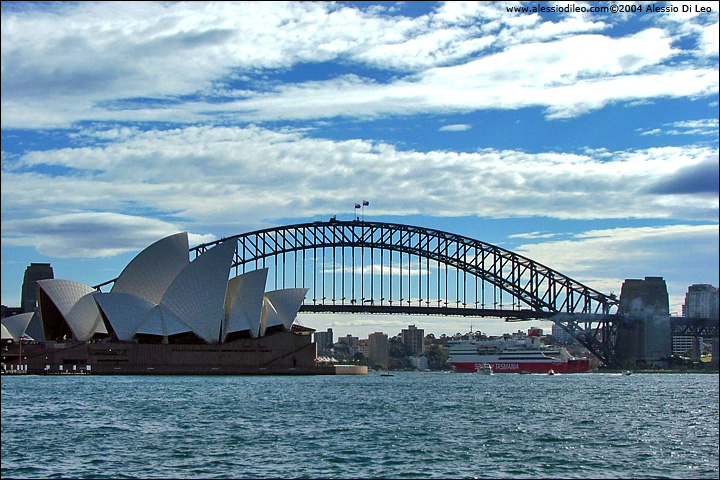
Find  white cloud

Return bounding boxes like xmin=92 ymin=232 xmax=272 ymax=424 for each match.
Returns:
xmin=508 ymin=231 xmax=558 ymax=239
xmin=439 ymin=124 xmax=471 ymax=131
xmin=1 ymin=3 xmax=717 ymax=128
xmin=1 ymin=212 xmax=215 ymax=258
xmin=639 ymin=128 xmax=663 ymax=136
xmin=699 ymin=21 xmax=719 ymax=56
xmin=637 ymin=118 xmax=719 ymax=136
xmin=2 ymin=125 xmax=717 ymax=259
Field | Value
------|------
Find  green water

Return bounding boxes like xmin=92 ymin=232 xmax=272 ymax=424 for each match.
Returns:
xmin=2 ymin=372 xmax=718 ymax=479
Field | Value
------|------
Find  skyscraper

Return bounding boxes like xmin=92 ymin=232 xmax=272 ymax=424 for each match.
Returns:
xmin=21 ymin=263 xmax=54 ymax=313
xmin=677 ymin=284 xmax=719 ymax=361
xmin=682 ymin=284 xmax=719 ymax=319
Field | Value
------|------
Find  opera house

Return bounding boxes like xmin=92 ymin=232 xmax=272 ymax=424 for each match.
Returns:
xmin=5 ymin=232 xmax=360 ymax=375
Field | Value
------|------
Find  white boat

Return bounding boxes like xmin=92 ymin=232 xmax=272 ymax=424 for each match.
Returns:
xmin=622 ymin=370 xmax=632 ymax=376
xmin=447 ymin=332 xmax=590 ymax=374
xmin=475 ymin=363 xmax=494 ymax=375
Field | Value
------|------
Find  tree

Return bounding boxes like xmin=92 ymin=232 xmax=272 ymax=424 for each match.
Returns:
xmin=352 ymin=352 xmax=369 ymax=366
xmin=425 ymin=344 xmax=450 ymax=371
xmin=389 ymin=335 xmax=410 ymax=358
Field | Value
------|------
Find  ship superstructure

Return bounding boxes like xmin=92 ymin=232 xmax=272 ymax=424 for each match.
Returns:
xmin=447 ymin=332 xmax=589 ymax=373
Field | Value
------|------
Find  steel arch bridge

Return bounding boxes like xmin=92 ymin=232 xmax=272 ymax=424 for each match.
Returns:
xmin=188 ymin=220 xmax=622 ymax=366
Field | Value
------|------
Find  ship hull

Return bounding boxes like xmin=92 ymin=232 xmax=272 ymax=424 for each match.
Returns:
xmin=451 ymin=358 xmax=589 ymax=373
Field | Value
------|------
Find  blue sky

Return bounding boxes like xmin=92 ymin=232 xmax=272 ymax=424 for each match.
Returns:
xmin=1 ymin=1 xmax=718 ymax=339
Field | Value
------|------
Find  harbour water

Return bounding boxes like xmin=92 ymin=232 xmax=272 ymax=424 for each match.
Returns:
xmin=2 ymin=372 xmax=718 ymax=479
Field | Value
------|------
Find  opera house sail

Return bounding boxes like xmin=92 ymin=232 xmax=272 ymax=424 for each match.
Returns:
xmin=7 ymin=232 xmax=351 ymax=375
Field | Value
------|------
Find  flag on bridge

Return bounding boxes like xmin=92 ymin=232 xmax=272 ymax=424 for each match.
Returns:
xmin=362 ymin=200 xmax=369 ymax=206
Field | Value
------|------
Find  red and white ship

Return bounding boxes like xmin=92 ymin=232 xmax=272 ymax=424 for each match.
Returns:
xmin=447 ymin=332 xmax=589 ymax=374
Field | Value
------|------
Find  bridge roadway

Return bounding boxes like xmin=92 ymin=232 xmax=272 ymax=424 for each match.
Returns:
xmin=301 ymin=303 xmax=554 ymax=320
xmin=671 ymin=317 xmax=719 ymax=338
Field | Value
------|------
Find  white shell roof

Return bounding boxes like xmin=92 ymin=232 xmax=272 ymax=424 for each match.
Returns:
xmin=263 ymin=288 xmax=309 ymax=331
xmin=223 ymin=268 xmax=268 ymax=342
xmin=2 ymin=312 xmax=34 ymax=341
xmin=93 ymin=292 xmax=156 ymax=341
xmin=66 ymin=293 xmax=106 ymax=341
xmin=1 ymin=323 xmax=12 ymax=341
xmin=37 ymin=279 xmax=96 ymax=318
xmin=111 ymin=232 xmax=189 ymax=304
xmin=135 ymin=304 xmax=193 ymax=337
xmin=161 ymin=239 xmax=236 ymax=344
xmin=260 ymin=297 xmax=282 ymax=337
xmin=25 ymin=312 xmax=45 ymax=343
xmin=33 ymin=234 xmax=301 ymax=344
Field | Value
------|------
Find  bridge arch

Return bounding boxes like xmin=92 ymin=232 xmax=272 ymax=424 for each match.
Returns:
xmin=189 ymin=220 xmax=621 ymax=365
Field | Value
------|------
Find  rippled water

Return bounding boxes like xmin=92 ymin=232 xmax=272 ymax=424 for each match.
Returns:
xmin=2 ymin=372 xmax=718 ymax=479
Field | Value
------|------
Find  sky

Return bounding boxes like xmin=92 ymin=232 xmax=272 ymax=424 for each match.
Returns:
xmin=1 ymin=1 xmax=718 ymax=340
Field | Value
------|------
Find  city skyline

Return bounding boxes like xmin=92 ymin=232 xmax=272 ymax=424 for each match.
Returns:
xmin=1 ymin=1 xmax=718 ymax=339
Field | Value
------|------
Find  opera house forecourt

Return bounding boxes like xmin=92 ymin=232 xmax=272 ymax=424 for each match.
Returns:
xmin=9 ymin=232 xmax=366 ymax=375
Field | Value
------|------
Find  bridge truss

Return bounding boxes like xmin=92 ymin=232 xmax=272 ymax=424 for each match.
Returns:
xmin=671 ymin=318 xmax=719 ymax=338
xmin=190 ymin=220 xmax=622 ymax=366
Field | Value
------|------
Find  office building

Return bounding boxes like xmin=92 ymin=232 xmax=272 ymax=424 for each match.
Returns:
xmin=675 ymin=284 xmax=718 ymax=361
xmin=682 ymin=284 xmax=719 ymax=319
xmin=551 ymin=323 xmax=573 ymax=343
xmin=368 ymin=332 xmax=389 ymax=369
xmin=21 ymin=263 xmax=54 ymax=313
xmin=401 ymin=324 xmax=424 ymax=355
xmin=314 ymin=328 xmax=334 ymax=354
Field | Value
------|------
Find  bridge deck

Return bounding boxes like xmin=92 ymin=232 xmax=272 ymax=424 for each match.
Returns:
xmin=300 ymin=304 xmax=554 ymax=319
